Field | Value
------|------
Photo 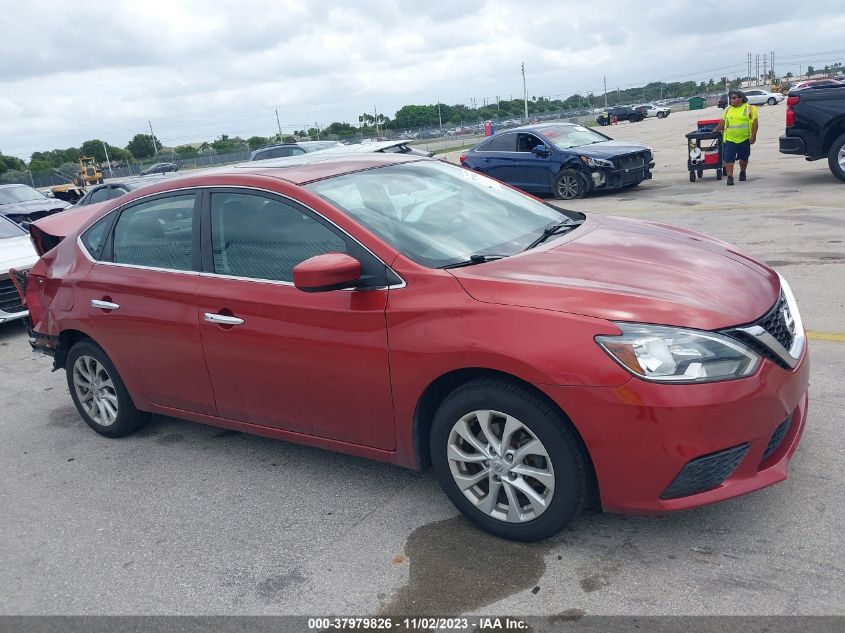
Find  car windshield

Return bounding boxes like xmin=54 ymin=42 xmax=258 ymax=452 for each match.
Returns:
xmin=0 ymin=217 xmax=27 ymax=239
xmin=305 ymin=160 xmax=583 ymax=268
xmin=539 ymin=125 xmax=609 ymax=150
xmin=0 ymin=186 xmax=46 ymax=205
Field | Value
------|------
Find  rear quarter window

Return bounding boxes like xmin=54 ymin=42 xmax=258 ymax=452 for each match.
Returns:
xmin=80 ymin=214 xmax=116 ymax=260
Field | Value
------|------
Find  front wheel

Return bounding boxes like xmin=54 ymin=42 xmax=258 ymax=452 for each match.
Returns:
xmin=827 ymin=132 xmax=845 ymax=183
xmin=66 ymin=340 xmax=148 ymax=438
xmin=552 ymin=169 xmax=587 ymax=200
xmin=430 ymin=379 xmax=587 ymax=541
xmin=657 ymin=111 xmax=666 ymax=119
xmin=767 ymin=97 xmax=777 ymax=105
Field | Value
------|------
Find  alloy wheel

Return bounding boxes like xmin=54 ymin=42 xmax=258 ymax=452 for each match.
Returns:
xmin=838 ymin=144 xmax=845 ymax=171
xmin=72 ymin=355 xmax=119 ymax=427
xmin=555 ymin=175 xmax=581 ymax=199
xmin=446 ymin=409 xmax=555 ymax=523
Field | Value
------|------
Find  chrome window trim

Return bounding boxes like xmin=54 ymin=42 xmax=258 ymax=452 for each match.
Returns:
xmin=75 ymin=184 xmax=407 ymax=290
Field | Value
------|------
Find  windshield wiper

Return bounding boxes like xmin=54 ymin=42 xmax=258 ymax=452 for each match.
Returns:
xmin=524 ymin=220 xmax=582 ymax=251
xmin=441 ymin=254 xmax=508 ymax=269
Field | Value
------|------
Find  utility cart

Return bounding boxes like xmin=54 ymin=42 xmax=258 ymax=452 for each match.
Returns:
xmin=685 ymin=118 xmax=723 ymax=182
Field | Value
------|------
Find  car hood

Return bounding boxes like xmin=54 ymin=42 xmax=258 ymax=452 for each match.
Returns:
xmin=0 ymin=235 xmax=38 ymax=272
xmin=451 ymin=214 xmax=779 ymax=331
xmin=0 ymin=198 xmax=69 ymax=214
xmin=568 ymin=140 xmax=650 ymax=158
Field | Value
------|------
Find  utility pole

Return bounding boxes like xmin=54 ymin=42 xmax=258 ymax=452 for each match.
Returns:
xmin=763 ymin=55 xmax=768 ymax=84
xmin=771 ymin=50 xmax=775 ymax=82
xmin=521 ymin=62 xmax=529 ymax=122
xmin=437 ymin=100 xmax=442 ymax=133
xmin=101 ymin=142 xmax=113 ymax=178
xmin=148 ymin=120 xmax=158 ymax=156
xmin=374 ymin=105 xmax=379 ymax=135
xmin=603 ymin=76 xmax=608 ymax=108
xmin=275 ymin=109 xmax=283 ymax=141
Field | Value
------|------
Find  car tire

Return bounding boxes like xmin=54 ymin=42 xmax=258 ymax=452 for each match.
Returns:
xmin=552 ymin=169 xmax=587 ymax=200
xmin=430 ymin=378 xmax=587 ymax=541
xmin=628 ymin=114 xmax=638 ymax=123
xmin=66 ymin=339 xmax=149 ymax=438
xmin=716 ymin=168 xmax=723 ymax=181
xmin=767 ymin=97 xmax=777 ymax=105
xmin=689 ymin=171 xmax=696 ymax=182
xmin=827 ymin=132 xmax=845 ymax=183
xmin=657 ymin=111 xmax=666 ymax=119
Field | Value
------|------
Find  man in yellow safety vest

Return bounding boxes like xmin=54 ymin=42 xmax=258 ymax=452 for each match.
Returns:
xmin=712 ymin=90 xmax=758 ymax=186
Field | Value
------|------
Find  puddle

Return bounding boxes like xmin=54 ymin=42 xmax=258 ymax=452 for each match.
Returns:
xmin=380 ymin=516 xmax=551 ymax=618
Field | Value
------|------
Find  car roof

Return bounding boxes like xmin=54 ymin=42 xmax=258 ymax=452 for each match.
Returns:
xmin=496 ymin=122 xmax=579 ymax=134
xmin=145 ymin=152 xmax=428 ymax=188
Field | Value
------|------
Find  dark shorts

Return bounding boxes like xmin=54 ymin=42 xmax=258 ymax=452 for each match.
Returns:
xmin=723 ymin=140 xmax=751 ymax=162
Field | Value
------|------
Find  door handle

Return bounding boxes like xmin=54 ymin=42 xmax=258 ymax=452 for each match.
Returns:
xmin=204 ymin=313 xmax=245 ymax=326
xmin=91 ymin=299 xmax=120 ymax=310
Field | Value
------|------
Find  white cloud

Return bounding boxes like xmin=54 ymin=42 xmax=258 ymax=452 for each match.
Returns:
xmin=1 ymin=0 xmax=843 ymax=159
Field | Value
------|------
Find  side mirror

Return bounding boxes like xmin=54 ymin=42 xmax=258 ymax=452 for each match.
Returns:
xmin=532 ymin=144 xmax=550 ymax=156
xmin=293 ymin=253 xmax=362 ymax=293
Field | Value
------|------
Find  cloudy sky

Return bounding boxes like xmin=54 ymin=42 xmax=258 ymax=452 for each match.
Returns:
xmin=2 ymin=0 xmax=843 ymax=160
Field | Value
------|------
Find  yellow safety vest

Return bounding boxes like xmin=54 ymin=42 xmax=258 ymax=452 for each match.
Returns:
xmin=722 ymin=104 xmax=757 ymax=143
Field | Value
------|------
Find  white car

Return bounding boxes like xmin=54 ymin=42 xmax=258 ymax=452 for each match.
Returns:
xmin=0 ymin=215 xmax=38 ymax=324
xmin=743 ymin=89 xmax=785 ymax=106
xmin=640 ymin=104 xmax=671 ymax=118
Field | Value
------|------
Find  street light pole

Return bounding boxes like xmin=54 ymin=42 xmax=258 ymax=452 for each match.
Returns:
xmin=101 ymin=142 xmax=113 ymax=179
xmin=148 ymin=120 xmax=158 ymax=156
xmin=522 ymin=62 xmax=529 ymax=122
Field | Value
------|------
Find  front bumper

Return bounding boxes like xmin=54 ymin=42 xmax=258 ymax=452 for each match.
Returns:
xmin=543 ymin=348 xmax=809 ymax=513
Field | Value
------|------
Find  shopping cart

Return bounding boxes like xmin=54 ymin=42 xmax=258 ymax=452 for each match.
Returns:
xmin=685 ymin=119 xmax=723 ymax=182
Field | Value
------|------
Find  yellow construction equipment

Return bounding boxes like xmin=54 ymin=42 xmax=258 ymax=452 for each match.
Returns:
xmin=72 ymin=157 xmax=104 ymax=186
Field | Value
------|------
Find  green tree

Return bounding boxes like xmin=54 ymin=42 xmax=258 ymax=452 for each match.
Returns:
xmin=0 ymin=152 xmax=26 ymax=173
xmin=247 ymin=136 xmax=269 ymax=150
xmin=27 ymin=159 xmax=52 ymax=172
xmin=127 ymin=134 xmax=161 ymax=159
xmin=806 ymin=65 xmax=815 ymax=76
xmin=80 ymin=139 xmax=109 ymax=162
xmin=175 ymin=145 xmax=198 ymax=155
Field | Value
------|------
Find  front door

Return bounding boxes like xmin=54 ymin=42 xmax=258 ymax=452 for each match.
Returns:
xmin=196 ymin=190 xmax=396 ymax=450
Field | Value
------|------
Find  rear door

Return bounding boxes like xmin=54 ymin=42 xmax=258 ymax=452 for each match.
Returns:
xmin=78 ymin=192 xmax=216 ymax=415
xmin=195 ymin=189 xmax=396 ymax=449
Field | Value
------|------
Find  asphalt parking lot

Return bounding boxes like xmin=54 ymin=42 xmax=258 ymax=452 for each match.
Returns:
xmin=1 ymin=104 xmax=843 ymax=618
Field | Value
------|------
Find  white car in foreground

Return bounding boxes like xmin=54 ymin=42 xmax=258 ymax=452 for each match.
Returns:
xmin=743 ymin=89 xmax=785 ymax=105
xmin=0 ymin=215 xmax=38 ymax=324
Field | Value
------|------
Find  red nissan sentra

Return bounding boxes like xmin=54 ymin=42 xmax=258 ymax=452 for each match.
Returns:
xmin=14 ymin=154 xmax=809 ymax=541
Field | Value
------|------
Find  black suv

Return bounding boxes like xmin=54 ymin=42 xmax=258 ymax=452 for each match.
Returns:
xmin=597 ymin=106 xmax=645 ymax=125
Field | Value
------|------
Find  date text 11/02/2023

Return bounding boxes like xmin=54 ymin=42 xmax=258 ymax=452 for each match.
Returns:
xmin=307 ymin=616 xmax=530 ymax=630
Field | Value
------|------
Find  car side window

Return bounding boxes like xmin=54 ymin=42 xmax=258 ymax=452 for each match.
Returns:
xmin=111 ymin=194 xmax=195 ymax=271
xmin=210 ymin=192 xmax=347 ymax=283
xmin=108 ymin=186 xmax=128 ymax=200
xmin=291 ymin=148 xmax=306 ymax=156
xmin=487 ymin=134 xmax=517 ymax=151
xmin=80 ymin=214 xmax=116 ymax=260
xmin=269 ymin=148 xmax=292 ymax=158
xmin=88 ymin=187 xmax=111 ymax=204
xmin=516 ymin=134 xmax=542 ymax=152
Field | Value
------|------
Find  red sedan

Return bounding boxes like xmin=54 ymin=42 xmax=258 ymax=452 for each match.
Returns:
xmin=15 ymin=154 xmax=808 ymax=541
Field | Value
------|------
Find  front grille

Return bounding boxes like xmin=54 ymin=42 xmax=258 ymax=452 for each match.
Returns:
xmin=722 ymin=292 xmax=796 ymax=370
xmin=661 ymin=443 xmax=750 ymax=500
xmin=762 ymin=416 xmax=792 ymax=462
xmin=0 ymin=274 xmax=25 ymax=314
xmin=615 ymin=151 xmax=648 ymax=171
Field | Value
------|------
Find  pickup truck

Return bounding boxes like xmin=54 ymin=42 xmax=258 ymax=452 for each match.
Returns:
xmin=779 ymin=85 xmax=845 ymax=182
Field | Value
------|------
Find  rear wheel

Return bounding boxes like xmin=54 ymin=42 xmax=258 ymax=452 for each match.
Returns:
xmin=697 ymin=169 xmax=704 ymax=178
xmin=552 ymin=169 xmax=587 ymax=200
xmin=66 ymin=340 xmax=148 ymax=438
xmin=430 ymin=379 xmax=587 ymax=541
xmin=628 ymin=114 xmax=637 ymax=123
xmin=827 ymin=132 xmax=845 ymax=183
xmin=689 ymin=171 xmax=696 ymax=182
xmin=716 ymin=168 xmax=723 ymax=180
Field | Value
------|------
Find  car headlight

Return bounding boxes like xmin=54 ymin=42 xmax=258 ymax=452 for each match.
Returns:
xmin=580 ymin=155 xmax=614 ymax=169
xmin=596 ymin=323 xmax=760 ymax=383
